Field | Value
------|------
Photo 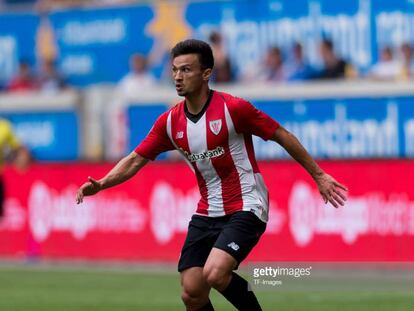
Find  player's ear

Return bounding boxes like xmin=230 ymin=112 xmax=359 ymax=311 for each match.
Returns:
xmin=202 ymin=68 xmax=212 ymax=81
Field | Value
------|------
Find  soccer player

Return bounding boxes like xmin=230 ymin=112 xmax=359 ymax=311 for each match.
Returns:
xmin=0 ymin=118 xmax=30 ymax=218
xmin=76 ymin=39 xmax=347 ymax=311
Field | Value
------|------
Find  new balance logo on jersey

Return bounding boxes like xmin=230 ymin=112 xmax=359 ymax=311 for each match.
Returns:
xmin=209 ymin=119 xmax=222 ymax=135
xmin=176 ymin=131 xmax=184 ymax=139
xmin=185 ymin=146 xmax=225 ymax=162
xmin=227 ymin=242 xmax=240 ymax=251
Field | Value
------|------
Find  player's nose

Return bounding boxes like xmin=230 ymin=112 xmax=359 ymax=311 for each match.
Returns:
xmin=174 ymin=70 xmax=183 ymax=81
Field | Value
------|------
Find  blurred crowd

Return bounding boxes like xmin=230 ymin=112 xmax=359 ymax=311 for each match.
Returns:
xmin=205 ymin=32 xmax=414 ymax=84
xmin=0 ymin=0 xmax=138 ymax=10
xmin=0 ymin=59 xmax=67 ymax=94
xmin=2 ymin=29 xmax=414 ymax=94
xmin=113 ymin=32 xmax=414 ymax=92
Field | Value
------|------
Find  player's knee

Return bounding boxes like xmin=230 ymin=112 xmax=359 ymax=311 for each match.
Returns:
xmin=181 ymin=290 xmax=194 ymax=305
xmin=203 ymin=266 xmax=230 ymax=290
xmin=181 ymin=289 xmax=208 ymax=309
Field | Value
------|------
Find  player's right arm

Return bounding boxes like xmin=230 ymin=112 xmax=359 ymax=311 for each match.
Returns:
xmin=76 ymin=151 xmax=148 ymax=204
xmin=76 ymin=111 xmax=174 ymax=204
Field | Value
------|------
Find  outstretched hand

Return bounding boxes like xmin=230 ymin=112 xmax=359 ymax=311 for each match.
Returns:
xmin=315 ymin=173 xmax=348 ymax=208
xmin=76 ymin=176 xmax=102 ymax=204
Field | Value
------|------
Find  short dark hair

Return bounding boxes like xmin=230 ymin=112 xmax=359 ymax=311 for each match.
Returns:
xmin=321 ymin=38 xmax=334 ymax=50
xmin=171 ymin=39 xmax=214 ymax=69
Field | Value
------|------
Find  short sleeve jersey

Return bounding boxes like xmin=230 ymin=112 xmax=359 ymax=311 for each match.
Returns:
xmin=135 ymin=91 xmax=279 ymax=222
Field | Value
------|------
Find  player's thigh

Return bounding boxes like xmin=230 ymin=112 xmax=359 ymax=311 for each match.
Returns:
xmin=181 ymin=267 xmax=211 ymax=297
xmin=178 ymin=215 xmax=219 ymax=273
xmin=213 ymin=211 xmax=266 ymax=267
xmin=204 ymin=247 xmax=238 ymax=277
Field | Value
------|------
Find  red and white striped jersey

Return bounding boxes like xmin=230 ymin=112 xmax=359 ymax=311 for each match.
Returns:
xmin=135 ymin=90 xmax=279 ymax=222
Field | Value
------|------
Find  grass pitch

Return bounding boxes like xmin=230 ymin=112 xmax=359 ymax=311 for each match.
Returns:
xmin=0 ymin=262 xmax=413 ymax=311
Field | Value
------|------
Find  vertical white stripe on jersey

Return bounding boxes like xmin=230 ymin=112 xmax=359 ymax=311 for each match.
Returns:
xmin=224 ymin=103 xmax=269 ymax=220
xmin=186 ymin=114 xmax=224 ymax=216
xmin=166 ymin=111 xmax=174 ymax=144
xmin=253 ymin=173 xmax=270 ymax=222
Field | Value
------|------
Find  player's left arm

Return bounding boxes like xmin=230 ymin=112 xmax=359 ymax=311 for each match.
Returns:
xmin=271 ymin=125 xmax=348 ymax=208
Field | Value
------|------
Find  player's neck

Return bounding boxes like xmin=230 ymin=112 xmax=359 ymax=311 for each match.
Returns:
xmin=185 ymin=85 xmax=211 ymax=115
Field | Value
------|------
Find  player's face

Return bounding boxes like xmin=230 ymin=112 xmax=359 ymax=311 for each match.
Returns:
xmin=172 ymin=54 xmax=211 ymax=97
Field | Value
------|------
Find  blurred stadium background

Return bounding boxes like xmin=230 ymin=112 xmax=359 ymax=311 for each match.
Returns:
xmin=1 ymin=0 xmax=414 ymax=310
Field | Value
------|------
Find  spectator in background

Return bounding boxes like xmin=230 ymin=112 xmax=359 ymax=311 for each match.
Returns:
xmin=209 ymin=31 xmax=233 ymax=83
xmin=0 ymin=0 xmax=36 ymax=10
xmin=117 ymin=53 xmax=156 ymax=97
xmin=315 ymin=39 xmax=347 ymax=79
xmin=37 ymin=60 xmax=66 ymax=94
xmin=261 ymin=46 xmax=285 ymax=82
xmin=0 ymin=118 xmax=31 ymax=219
xmin=369 ymin=46 xmax=400 ymax=80
xmin=107 ymin=53 xmax=156 ymax=160
xmin=36 ymin=0 xmax=89 ymax=10
xmin=37 ymin=0 xmax=135 ymax=11
xmin=7 ymin=60 xmax=38 ymax=92
xmin=399 ymin=43 xmax=414 ymax=79
xmin=286 ymin=42 xmax=314 ymax=81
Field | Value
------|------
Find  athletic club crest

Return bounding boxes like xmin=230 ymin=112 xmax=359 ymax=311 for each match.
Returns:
xmin=209 ymin=119 xmax=222 ymax=135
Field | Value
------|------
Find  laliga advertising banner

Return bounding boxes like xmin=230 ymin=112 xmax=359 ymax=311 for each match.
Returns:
xmin=1 ymin=160 xmax=414 ymax=262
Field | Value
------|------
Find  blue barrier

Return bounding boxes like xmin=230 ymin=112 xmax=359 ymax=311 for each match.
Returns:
xmin=127 ymin=96 xmax=414 ymax=160
xmin=127 ymin=104 xmax=168 ymax=160
xmin=48 ymin=6 xmax=154 ymax=86
xmin=0 ymin=13 xmax=39 ymax=83
xmin=253 ymin=97 xmax=413 ymax=159
xmin=1 ymin=111 xmax=79 ymax=161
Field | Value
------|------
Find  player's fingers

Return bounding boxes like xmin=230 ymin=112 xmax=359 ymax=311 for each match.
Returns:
xmin=334 ymin=188 xmax=347 ymax=201
xmin=76 ymin=191 xmax=83 ymax=204
xmin=328 ymin=196 xmax=339 ymax=208
xmin=325 ymin=189 xmax=339 ymax=208
xmin=334 ymin=181 xmax=348 ymax=192
xmin=320 ymin=191 xmax=328 ymax=204
xmin=331 ymin=192 xmax=345 ymax=206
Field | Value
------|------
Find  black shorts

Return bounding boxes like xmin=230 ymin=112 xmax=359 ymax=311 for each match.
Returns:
xmin=178 ymin=211 xmax=266 ymax=272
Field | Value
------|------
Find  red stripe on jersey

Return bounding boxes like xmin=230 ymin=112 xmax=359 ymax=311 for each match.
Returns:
xmin=171 ymin=103 xmax=209 ymax=214
xmin=194 ymin=169 xmax=209 ymax=215
xmin=206 ymin=93 xmax=243 ymax=214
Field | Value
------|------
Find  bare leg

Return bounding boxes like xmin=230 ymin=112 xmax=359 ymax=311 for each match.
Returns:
xmin=203 ymin=248 xmax=262 ymax=311
xmin=180 ymin=267 xmax=212 ymax=311
xmin=203 ymin=248 xmax=237 ymax=291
